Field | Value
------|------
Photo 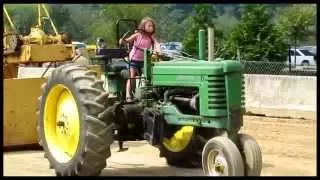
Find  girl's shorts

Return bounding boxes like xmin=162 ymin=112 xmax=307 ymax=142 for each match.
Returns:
xmin=128 ymin=60 xmax=144 ymax=70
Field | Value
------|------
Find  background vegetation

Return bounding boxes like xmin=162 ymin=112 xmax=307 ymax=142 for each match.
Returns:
xmin=4 ymin=4 xmax=317 ymax=61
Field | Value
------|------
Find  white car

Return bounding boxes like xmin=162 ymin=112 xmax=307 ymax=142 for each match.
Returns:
xmin=72 ymin=41 xmax=88 ymax=56
xmin=288 ymin=48 xmax=316 ymax=66
xmin=72 ymin=41 xmax=87 ymax=49
xmin=300 ymin=46 xmax=316 ymax=56
xmin=160 ymin=42 xmax=183 ymax=58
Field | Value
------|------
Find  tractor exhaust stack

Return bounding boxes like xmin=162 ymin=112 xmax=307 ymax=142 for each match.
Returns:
xmin=208 ymin=27 xmax=215 ymax=62
xmin=198 ymin=29 xmax=205 ymax=60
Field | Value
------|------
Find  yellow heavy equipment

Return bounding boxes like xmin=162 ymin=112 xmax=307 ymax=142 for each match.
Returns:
xmin=3 ymin=4 xmax=75 ymax=148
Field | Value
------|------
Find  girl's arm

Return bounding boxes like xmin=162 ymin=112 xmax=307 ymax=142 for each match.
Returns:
xmin=119 ymin=32 xmax=139 ymax=45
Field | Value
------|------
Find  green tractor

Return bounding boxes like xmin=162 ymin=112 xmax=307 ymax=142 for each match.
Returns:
xmin=37 ymin=19 xmax=262 ymax=176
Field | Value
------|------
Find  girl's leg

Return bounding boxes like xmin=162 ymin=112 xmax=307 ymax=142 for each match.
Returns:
xmin=126 ymin=67 xmax=137 ymax=101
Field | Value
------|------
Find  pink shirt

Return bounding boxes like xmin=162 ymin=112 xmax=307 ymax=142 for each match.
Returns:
xmin=129 ymin=33 xmax=153 ymax=61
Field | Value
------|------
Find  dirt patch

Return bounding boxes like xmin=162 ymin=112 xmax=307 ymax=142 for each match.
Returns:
xmin=3 ymin=115 xmax=317 ymax=176
xmin=240 ymin=115 xmax=316 ymax=176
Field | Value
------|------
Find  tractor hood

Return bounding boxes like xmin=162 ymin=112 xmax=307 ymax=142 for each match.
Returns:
xmin=152 ymin=59 xmax=243 ymax=75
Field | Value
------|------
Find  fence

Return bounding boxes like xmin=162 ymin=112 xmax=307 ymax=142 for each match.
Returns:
xmin=240 ymin=60 xmax=317 ymax=76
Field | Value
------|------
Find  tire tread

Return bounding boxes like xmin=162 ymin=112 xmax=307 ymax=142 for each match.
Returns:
xmin=37 ymin=64 xmax=113 ymax=176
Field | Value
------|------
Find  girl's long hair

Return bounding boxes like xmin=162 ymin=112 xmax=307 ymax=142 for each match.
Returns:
xmin=137 ymin=17 xmax=156 ymax=35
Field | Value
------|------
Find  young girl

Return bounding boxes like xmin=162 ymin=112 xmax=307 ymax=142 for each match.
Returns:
xmin=119 ymin=17 xmax=161 ymax=102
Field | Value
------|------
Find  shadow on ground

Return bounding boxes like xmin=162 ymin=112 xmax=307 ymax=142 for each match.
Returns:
xmin=101 ymin=165 xmax=204 ymax=176
xmin=263 ymin=163 xmax=274 ymax=168
xmin=100 ymin=161 xmax=274 ymax=176
xmin=110 ymin=141 xmax=149 ymax=149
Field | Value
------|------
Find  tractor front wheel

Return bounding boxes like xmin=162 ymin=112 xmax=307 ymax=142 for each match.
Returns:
xmin=37 ymin=64 xmax=113 ymax=176
xmin=238 ymin=133 xmax=262 ymax=176
xmin=202 ymin=136 xmax=244 ymax=176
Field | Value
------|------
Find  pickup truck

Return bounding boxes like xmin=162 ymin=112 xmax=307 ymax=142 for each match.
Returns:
xmin=288 ymin=48 xmax=316 ymax=66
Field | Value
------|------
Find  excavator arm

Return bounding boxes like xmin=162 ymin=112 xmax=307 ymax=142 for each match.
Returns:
xmin=3 ymin=4 xmax=74 ymax=64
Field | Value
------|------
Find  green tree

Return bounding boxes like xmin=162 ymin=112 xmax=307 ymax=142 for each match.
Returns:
xmin=182 ymin=4 xmax=218 ymax=58
xmin=218 ymin=4 xmax=287 ymax=62
xmin=70 ymin=5 xmax=104 ymax=42
xmin=215 ymin=13 xmax=239 ymax=37
xmin=44 ymin=4 xmax=72 ymax=35
xmin=4 ymin=4 xmax=37 ymax=35
xmin=4 ymin=4 xmax=83 ymax=41
xmin=166 ymin=12 xmax=192 ymax=42
xmin=276 ymin=4 xmax=316 ymax=47
xmin=225 ymin=4 xmax=243 ymax=20
xmin=151 ymin=4 xmax=175 ymax=41
xmin=151 ymin=4 xmax=192 ymax=42
xmin=86 ymin=4 xmax=155 ymax=46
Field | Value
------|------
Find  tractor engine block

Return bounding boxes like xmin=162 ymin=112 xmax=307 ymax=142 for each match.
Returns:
xmin=114 ymin=104 xmax=144 ymax=141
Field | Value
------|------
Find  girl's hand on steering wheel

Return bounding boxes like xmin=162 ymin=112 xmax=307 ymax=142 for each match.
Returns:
xmin=119 ymin=30 xmax=131 ymax=45
xmin=119 ymin=38 xmax=123 ymax=45
xmin=155 ymin=51 xmax=162 ymax=57
xmin=151 ymin=51 xmax=163 ymax=61
xmin=151 ymin=54 xmax=157 ymax=59
xmin=119 ymin=38 xmax=127 ymax=45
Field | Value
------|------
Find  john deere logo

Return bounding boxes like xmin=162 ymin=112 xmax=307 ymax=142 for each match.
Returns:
xmin=176 ymin=75 xmax=195 ymax=81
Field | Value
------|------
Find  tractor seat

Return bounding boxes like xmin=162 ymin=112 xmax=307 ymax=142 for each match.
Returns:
xmin=97 ymin=48 xmax=128 ymax=59
xmin=108 ymin=59 xmax=128 ymax=73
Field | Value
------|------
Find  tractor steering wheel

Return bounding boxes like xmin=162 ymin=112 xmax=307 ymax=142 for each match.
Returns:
xmin=119 ymin=30 xmax=131 ymax=50
xmin=151 ymin=53 xmax=171 ymax=62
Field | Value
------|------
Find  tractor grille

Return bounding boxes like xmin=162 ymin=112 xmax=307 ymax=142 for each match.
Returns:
xmin=207 ymin=75 xmax=227 ymax=110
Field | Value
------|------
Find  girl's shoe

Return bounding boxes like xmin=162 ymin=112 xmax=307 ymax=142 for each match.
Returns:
xmin=126 ymin=97 xmax=133 ymax=103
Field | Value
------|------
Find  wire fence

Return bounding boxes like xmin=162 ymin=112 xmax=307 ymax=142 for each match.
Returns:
xmin=240 ymin=61 xmax=317 ymax=76
xmin=89 ymin=52 xmax=317 ymax=77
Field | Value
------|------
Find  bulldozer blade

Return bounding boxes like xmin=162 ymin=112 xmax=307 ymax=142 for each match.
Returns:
xmin=4 ymin=78 xmax=46 ymax=149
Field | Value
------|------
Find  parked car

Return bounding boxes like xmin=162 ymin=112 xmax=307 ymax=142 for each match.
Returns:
xmin=160 ymin=42 xmax=183 ymax=58
xmin=287 ymin=48 xmax=316 ymax=66
xmin=300 ymin=46 xmax=317 ymax=63
xmin=72 ymin=41 xmax=97 ymax=58
xmin=299 ymin=46 xmax=316 ymax=56
xmin=72 ymin=41 xmax=87 ymax=49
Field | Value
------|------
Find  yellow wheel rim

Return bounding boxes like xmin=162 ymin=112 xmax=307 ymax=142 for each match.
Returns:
xmin=44 ymin=84 xmax=80 ymax=163
xmin=162 ymin=126 xmax=194 ymax=152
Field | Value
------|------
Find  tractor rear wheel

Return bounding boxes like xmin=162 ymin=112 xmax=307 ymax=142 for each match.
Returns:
xmin=238 ymin=133 xmax=262 ymax=176
xmin=37 ymin=64 xmax=113 ymax=176
xmin=202 ymin=136 xmax=244 ymax=176
xmin=159 ymin=126 xmax=214 ymax=168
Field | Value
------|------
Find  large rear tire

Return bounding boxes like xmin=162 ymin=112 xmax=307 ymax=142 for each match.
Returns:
xmin=37 ymin=64 xmax=113 ymax=176
xmin=238 ymin=133 xmax=262 ymax=176
xmin=202 ymin=136 xmax=244 ymax=176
